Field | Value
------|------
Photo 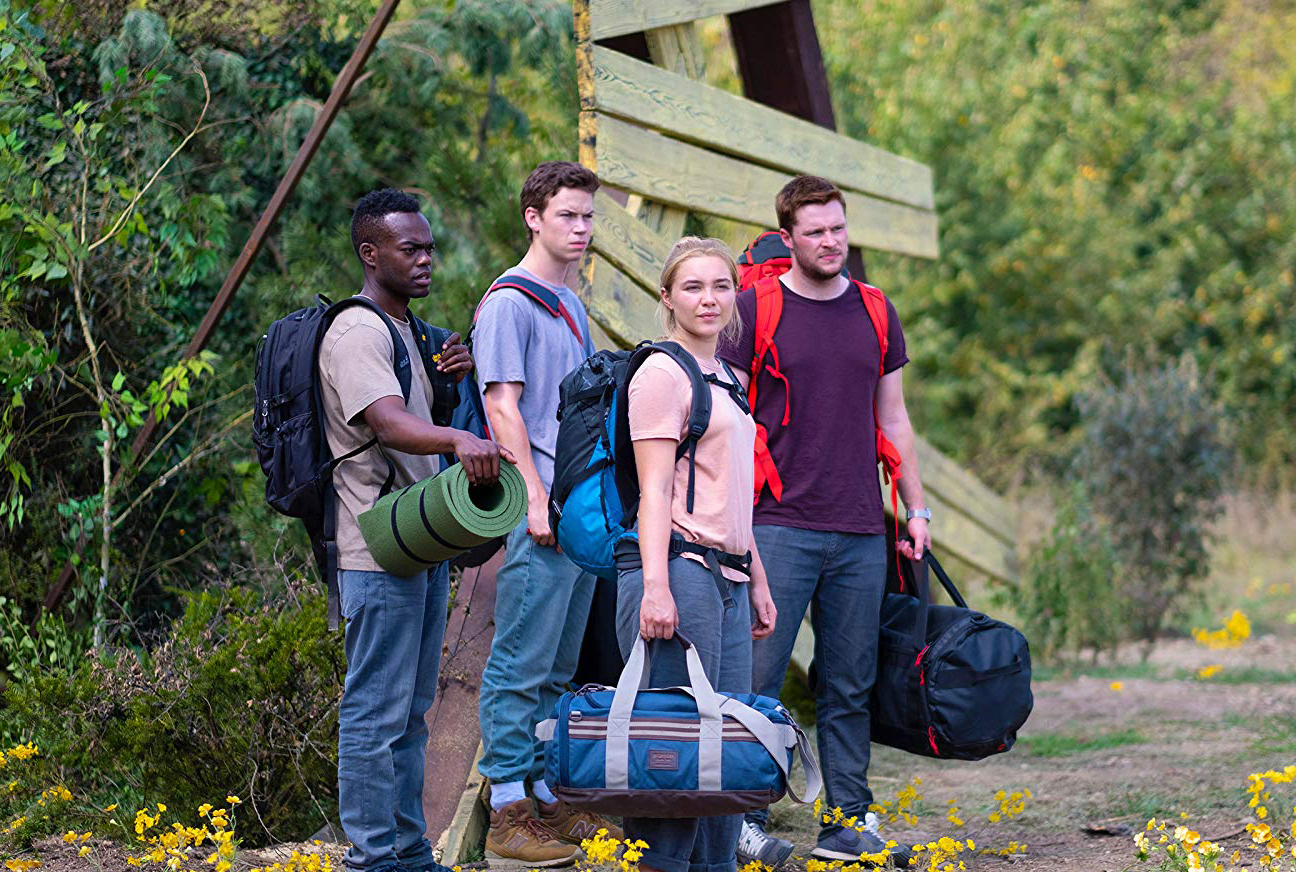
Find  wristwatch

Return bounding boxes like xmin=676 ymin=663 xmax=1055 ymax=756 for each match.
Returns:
xmin=905 ymin=507 xmax=932 ymax=522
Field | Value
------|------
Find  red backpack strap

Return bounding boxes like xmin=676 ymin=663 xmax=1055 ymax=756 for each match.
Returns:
xmin=748 ymin=276 xmax=790 ymax=504
xmin=473 ymin=275 xmax=586 ymax=347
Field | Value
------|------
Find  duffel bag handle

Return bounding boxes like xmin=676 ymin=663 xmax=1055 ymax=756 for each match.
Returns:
xmin=606 ymin=632 xmax=725 ymax=791
xmin=902 ymin=545 xmax=970 ymax=651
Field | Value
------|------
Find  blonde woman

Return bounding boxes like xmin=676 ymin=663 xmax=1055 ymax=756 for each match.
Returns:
xmin=614 ymin=237 xmax=778 ymax=872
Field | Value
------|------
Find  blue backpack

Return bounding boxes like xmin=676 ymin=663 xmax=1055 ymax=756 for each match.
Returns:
xmin=548 ymin=341 xmax=748 ymax=579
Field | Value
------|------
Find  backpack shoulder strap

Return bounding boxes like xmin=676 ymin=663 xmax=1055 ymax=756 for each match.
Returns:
xmin=474 ymin=274 xmax=586 ymax=347
xmin=709 ymin=359 xmax=752 ymax=416
xmin=853 ymin=279 xmax=890 ymax=375
xmin=616 ymin=341 xmax=713 ymax=515
xmin=321 ymin=295 xmax=414 ymax=404
xmin=407 ymin=313 xmax=459 ymax=428
xmin=750 ymin=276 xmax=785 ymax=369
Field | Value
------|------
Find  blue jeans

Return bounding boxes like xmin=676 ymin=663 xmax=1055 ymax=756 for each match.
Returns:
xmin=615 ymin=557 xmax=752 ymax=872
xmin=745 ymin=526 xmax=887 ymax=837
xmin=479 ymin=520 xmax=598 ymax=784
xmin=338 ymin=564 xmax=450 ymax=872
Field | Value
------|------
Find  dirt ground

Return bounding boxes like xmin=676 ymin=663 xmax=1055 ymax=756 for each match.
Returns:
xmin=763 ymin=632 xmax=1296 ymax=871
xmin=25 ymin=632 xmax=1295 ymax=872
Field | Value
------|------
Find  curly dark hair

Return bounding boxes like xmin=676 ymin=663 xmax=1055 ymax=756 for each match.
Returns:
xmin=350 ymin=188 xmax=422 ymax=255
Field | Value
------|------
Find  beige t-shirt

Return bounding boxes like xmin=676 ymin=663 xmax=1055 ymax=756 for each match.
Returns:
xmin=318 ymin=304 xmax=441 ymax=572
xmin=627 ymin=353 xmax=756 ymax=582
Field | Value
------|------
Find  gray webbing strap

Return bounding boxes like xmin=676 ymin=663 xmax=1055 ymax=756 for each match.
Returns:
xmin=606 ymin=635 xmax=723 ymax=791
xmin=718 ymin=698 xmax=822 ymax=804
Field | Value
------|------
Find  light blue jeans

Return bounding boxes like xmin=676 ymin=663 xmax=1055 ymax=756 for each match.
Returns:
xmin=615 ymin=557 xmax=753 ymax=872
xmin=338 ymin=564 xmax=450 ymax=872
xmin=744 ymin=525 xmax=887 ymax=837
xmin=479 ymin=519 xmax=598 ymax=785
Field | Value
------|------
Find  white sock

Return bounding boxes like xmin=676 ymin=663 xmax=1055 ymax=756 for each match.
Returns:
xmin=490 ymin=780 xmax=527 ymax=810
xmin=532 ymin=779 xmax=558 ymax=805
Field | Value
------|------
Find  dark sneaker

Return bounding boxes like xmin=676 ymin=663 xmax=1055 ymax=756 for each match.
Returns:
xmin=812 ymin=826 xmax=910 ymax=867
xmin=485 ymin=798 xmax=581 ymax=867
xmin=535 ymin=799 xmax=623 ymax=846
xmin=737 ymin=819 xmax=795 ymax=868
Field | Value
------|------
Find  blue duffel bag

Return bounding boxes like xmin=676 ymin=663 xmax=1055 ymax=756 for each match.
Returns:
xmin=535 ymin=632 xmax=821 ymax=817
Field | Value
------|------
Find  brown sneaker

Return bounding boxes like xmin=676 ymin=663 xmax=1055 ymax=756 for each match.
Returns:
xmin=486 ymin=798 xmax=582 ymax=867
xmin=536 ymin=798 xmax=625 ymax=846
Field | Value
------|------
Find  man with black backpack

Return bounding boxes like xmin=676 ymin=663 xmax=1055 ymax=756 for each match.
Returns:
xmin=319 ymin=189 xmax=511 ymax=872
xmin=473 ymin=162 xmax=621 ymax=865
xmin=719 ymin=176 xmax=932 ymax=868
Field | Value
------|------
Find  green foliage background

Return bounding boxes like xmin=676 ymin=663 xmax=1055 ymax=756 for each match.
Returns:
xmin=817 ymin=0 xmax=1296 ymax=481
xmin=0 ymin=0 xmax=1292 ymax=841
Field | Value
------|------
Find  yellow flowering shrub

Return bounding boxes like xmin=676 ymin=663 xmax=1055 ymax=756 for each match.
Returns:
xmin=1133 ymin=764 xmax=1296 ymax=872
xmin=1192 ymin=611 xmax=1251 ymax=650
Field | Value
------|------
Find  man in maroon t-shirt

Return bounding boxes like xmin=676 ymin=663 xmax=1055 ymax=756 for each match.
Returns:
xmin=720 ymin=176 xmax=932 ymax=867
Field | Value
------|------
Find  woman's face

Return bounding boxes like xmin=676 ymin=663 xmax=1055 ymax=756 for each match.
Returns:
xmin=663 ymin=255 xmax=736 ymax=341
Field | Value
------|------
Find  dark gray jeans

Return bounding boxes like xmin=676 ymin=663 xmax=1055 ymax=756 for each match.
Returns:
xmin=744 ymin=525 xmax=887 ymax=837
xmin=615 ymin=557 xmax=752 ymax=872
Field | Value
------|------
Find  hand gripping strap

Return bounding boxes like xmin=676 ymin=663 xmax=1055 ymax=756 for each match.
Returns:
xmin=717 ymin=697 xmax=822 ymax=805
xmin=607 ymin=633 xmax=724 ymax=792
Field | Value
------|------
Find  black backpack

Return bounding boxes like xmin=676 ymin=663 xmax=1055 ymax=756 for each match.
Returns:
xmin=252 ymin=294 xmax=458 ymax=628
xmin=548 ymin=341 xmax=749 ymax=580
xmin=869 ymin=548 xmax=1033 ymax=760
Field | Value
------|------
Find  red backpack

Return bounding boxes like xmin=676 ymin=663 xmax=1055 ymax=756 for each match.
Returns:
xmin=738 ymin=233 xmax=904 ymax=527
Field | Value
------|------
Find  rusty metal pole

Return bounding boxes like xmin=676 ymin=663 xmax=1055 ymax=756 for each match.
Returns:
xmin=43 ymin=0 xmax=405 ymax=612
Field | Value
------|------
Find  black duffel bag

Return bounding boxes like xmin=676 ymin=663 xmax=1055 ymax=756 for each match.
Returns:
xmin=870 ymin=547 xmax=1032 ymax=760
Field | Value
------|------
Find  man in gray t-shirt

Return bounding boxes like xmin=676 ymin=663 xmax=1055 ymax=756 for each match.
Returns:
xmin=473 ymin=265 xmax=595 ymax=489
xmin=474 ymin=162 xmax=620 ymax=864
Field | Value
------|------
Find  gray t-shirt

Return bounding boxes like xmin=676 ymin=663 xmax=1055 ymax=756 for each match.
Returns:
xmin=473 ymin=266 xmax=595 ymax=491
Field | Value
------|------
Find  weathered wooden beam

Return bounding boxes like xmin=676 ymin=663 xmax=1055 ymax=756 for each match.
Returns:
xmin=914 ymin=436 xmax=1017 ymax=539
xmin=633 ymin=23 xmax=705 ymax=243
xmin=589 ymin=0 xmax=784 ymax=41
xmin=591 ymin=189 xmax=672 ymax=291
xmin=588 ymin=114 xmax=939 ymax=259
xmin=576 ymin=253 xmax=661 ymax=348
xmin=590 ymin=46 xmax=934 ymax=210
xmin=728 ymin=0 xmax=836 ymax=128
xmin=422 ymin=552 xmax=503 ymax=846
xmin=726 ymin=0 xmax=868 ymax=278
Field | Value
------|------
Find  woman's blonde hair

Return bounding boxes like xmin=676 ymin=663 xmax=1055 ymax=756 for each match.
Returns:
xmin=656 ymin=236 xmax=744 ymax=343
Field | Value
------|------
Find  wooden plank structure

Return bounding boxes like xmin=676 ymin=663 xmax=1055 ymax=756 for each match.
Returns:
xmin=572 ymin=0 xmax=1016 ymax=587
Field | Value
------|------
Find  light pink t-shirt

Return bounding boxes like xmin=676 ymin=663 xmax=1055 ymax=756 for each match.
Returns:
xmin=627 ymin=353 xmax=756 ymax=582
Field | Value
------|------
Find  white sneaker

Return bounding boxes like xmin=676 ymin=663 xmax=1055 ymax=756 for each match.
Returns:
xmin=737 ymin=819 xmax=795 ymax=868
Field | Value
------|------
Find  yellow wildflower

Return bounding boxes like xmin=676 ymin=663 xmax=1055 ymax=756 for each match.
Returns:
xmin=1110 ymin=681 xmax=1125 ymax=691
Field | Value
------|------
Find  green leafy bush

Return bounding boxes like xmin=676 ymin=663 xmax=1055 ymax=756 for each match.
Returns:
xmin=1017 ymin=486 xmax=1124 ymax=661
xmin=1 ymin=581 xmax=344 ymax=847
xmin=1075 ymin=356 xmax=1230 ymax=645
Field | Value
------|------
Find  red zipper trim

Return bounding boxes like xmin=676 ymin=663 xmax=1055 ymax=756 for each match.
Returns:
xmin=915 ymin=644 xmax=930 ymax=684
xmin=928 ymin=726 xmax=941 ymax=756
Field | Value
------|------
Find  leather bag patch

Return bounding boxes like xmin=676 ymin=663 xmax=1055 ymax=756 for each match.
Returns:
xmin=646 ymin=749 xmax=679 ymax=771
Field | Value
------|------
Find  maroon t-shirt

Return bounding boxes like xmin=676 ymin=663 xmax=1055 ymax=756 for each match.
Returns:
xmin=718 ymin=278 xmax=908 ymax=534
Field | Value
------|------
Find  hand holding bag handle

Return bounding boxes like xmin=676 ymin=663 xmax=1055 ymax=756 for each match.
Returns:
xmin=606 ymin=632 xmax=724 ymax=791
xmin=901 ymin=543 xmax=969 ymax=651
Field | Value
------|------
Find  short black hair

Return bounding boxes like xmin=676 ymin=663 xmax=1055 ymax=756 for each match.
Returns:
xmin=351 ymin=188 xmax=422 ymax=255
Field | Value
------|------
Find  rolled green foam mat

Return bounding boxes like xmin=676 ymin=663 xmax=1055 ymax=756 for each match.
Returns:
xmin=358 ymin=461 xmax=526 ymax=577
